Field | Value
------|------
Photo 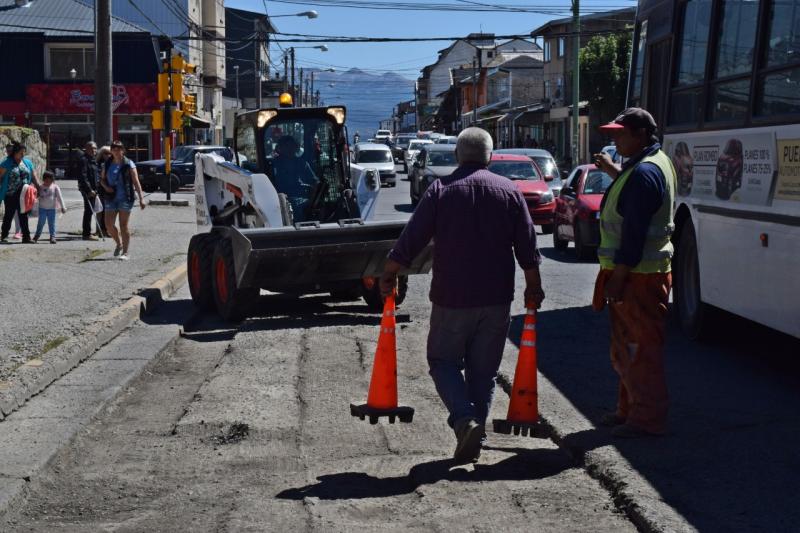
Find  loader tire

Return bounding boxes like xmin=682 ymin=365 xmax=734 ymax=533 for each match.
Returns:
xmin=362 ymin=275 xmax=408 ymax=312
xmin=187 ymin=233 xmax=217 ymax=311
xmin=211 ymin=237 xmax=259 ymax=322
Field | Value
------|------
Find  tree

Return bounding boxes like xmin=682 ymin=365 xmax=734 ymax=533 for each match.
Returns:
xmin=580 ymin=31 xmax=633 ymax=127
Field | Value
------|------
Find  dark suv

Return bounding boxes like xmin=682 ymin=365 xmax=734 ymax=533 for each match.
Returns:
xmin=138 ymin=145 xmax=236 ymax=192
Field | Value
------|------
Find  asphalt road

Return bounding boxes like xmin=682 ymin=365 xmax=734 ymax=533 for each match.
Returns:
xmin=4 ymin=166 xmax=800 ymax=532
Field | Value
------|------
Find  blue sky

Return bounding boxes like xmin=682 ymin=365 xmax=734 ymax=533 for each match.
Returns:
xmin=226 ymin=0 xmax=636 ymax=80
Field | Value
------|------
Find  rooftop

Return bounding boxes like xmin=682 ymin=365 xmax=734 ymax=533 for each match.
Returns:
xmin=0 ymin=0 xmax=147 ymax=36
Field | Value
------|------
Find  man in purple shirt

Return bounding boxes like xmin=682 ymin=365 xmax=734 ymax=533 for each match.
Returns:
xmin=380 ymin=127 xmax=545 ymax=464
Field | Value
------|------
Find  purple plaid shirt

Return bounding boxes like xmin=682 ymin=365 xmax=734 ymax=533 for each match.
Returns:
xmin=389 ymin=164 xmax=541 ymax=308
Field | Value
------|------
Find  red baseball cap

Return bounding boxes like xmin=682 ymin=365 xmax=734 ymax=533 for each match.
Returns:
xmin=599 ymin=107 xmax=657 ymax=133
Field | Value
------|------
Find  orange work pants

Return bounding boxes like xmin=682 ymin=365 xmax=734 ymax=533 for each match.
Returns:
xmin=593 ymin=269 xmax=672 ymax=434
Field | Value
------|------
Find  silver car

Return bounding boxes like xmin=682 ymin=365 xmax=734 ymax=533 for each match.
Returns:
xmin=353 ymin=142 xmax=397 ymax=187
xmin=409 ymin=144 xmax=457 ymax=205
xmin=403 ymin=139 xmax=433 ymax=173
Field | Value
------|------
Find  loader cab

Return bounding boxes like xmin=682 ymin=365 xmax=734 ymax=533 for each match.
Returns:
xmin=234 ymin=106 xmax=353 ymax=223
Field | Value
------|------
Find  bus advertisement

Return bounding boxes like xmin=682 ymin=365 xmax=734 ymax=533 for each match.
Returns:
xmin=629 ymin=0 xmax=800 ymax=339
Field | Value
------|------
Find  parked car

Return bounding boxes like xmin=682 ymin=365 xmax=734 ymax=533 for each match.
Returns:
xmin=403 ymin=139 xmax=433 ymax=173
xmin=494 ymin=148 xmax=563 ymax=197
xmin=488 ymin=153 xmax=555 ymax=233
xmin=138 ymin=145 xmax=236 ymax=193
xmin=353 ymin=142 xmax=396 ymax=187
xmin=393 ymin=133 xmax=417 ymax=162
xmin=409 ymin=144 xmax=457 ymax=205
xmin=553 ymin=164 xmax=613 ymax=259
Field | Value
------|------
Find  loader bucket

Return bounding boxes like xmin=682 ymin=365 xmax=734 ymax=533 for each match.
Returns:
xmin=214 ymin=221 xmax=432 ymax=291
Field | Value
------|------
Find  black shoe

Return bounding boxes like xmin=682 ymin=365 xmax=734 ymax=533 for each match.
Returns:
xmin=454 ymin=419 xmax=483 ymax=464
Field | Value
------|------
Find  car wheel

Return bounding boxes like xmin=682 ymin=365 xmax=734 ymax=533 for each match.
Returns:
xmin=211 ymin=237 xmax=259 ymax=322
xmin=403 ymin=162 xmax=408 ymax=173
xmin=541 ymin=224 xmax=554 ymax=235
xmin=187 ymin=233 xmax=217 ymax=311
xmin=674 ymin=222 xmax=713 ymax=339
xmin=142 ymin=182 xmax=158 ymax=193
xmin=159 ymin=173 xmax=181 ymax=194
xmin=553 ymin=224 xmax=568 ymax=250
xmin=362 ymin=275 xmax=408 ymax=312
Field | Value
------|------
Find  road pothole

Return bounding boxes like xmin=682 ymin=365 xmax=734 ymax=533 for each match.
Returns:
xmin=212 ymin=422 xmax=250 ymax=445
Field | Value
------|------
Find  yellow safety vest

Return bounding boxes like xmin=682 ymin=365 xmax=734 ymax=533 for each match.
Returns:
xmin=598 ymin=149 xmax=676 ymax=274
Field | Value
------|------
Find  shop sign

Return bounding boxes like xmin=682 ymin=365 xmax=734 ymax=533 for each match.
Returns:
xmin=26 ymin=83 xmax=158 ymax=114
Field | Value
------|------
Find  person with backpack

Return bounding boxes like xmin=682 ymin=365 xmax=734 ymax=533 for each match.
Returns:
xmin=99 ymin=140 xmax=145 ymax=260
xmin=0 ymin=143 xmax=40 ymax=243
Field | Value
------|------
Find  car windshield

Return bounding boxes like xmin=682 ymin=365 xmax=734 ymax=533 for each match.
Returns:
xmin=583 ymin=170 xmax=613 ymax=194
xmin=172 ymin=146 xmax=193 ymax=160
xmin=359 ymin=150 xmax=393 ymax=163
xmin=488 ymin=161 xmax=541 ymax=181
xmin=533 ymin=157 xmax=559 ymax=179
xmin=426 ymin=151 xmax=457 ymax=166
xmin=409 ymin=141 xmax=430 ymax=150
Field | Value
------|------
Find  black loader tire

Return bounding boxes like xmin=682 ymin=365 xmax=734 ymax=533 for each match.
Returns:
xmin=187 ymin=233 xmax=217 ymax=311
xmin=575 ymin=225 xmax=593 ymax=260
xmin=159 ymin=173 xmax=181 ymax=194
xmin=362 ymin=275 xmax=408 ymax=312
xmin=540 ymin=224 xmax=554 ymax=235
xmin=211 ymin=237 xmax=259 ymax=322
xmin=553 ymin=224 xmax=568 ymax=250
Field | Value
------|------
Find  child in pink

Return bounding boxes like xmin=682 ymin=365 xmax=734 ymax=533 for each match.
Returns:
xmin=34 ymin=171 xmax=66 ymax=244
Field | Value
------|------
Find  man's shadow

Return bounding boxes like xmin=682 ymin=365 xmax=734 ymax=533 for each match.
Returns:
xmin=276 ymin=446 xmax=571 ymax=501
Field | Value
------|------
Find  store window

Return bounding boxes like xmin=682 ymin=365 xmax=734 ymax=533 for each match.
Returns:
xmin=46 ymin=45 xmax=94 ymax=80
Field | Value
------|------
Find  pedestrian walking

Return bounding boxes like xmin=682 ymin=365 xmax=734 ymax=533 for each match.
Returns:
xmin=380 ymin=127 xmax=545 ymax=464
xmin=33 ymin=170 xmax=66 ymax=244
xmin=3 ymin=143 xmax=26 ymax=239
xmin=76 ymin=141 xmax=106 ymax=240
xmin=592 ymin=108 xmax=677 ymax=438
xmin=99 ymin=140 xmax=145 ymax=260
xmin=0 ymin=143 xmax=39 ymax=243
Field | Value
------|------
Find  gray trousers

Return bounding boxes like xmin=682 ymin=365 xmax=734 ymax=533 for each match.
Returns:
xmin=427 ymin=303 xmax=511 ymax=429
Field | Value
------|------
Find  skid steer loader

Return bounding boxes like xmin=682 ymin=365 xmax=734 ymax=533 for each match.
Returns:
xmin=186 ymin=103 xmax=433 ymax=321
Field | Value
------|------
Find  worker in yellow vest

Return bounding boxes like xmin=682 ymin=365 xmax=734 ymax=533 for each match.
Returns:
xmin=591 ymin=108 xmax=676 ymax=438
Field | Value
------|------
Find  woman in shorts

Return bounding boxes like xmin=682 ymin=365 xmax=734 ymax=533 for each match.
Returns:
xmin=100 ymin=140 xmax=145 ymax=260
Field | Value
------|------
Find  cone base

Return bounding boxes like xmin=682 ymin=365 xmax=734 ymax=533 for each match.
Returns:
xmin=492 ymin=418 xmax=550 ymax=439
xmin=350 ymin=403 xmax=415 ymax=425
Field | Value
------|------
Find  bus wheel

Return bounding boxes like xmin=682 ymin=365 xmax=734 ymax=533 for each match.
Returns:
xmin=674 ymin=222 xmax=712 ymax=339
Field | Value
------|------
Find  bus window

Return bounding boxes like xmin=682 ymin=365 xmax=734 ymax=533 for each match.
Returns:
xmin=669 ymin=0 xmax=712 ymax=125
xmin=756 ymin=0 xmax=800 ymax=116
xmin=707 ymin=0 xmax=759 ymax=122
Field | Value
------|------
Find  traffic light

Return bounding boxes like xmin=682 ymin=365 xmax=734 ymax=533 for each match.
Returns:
xmin=151 ymin=109 xmax=164 ymax=129
xmin=183 ymin=94 xmax=197 ymax=116
xmin=157 ymin=73 xmax=169 ymax=103
xmin=171 ymin=73 xmax=183 ymax=102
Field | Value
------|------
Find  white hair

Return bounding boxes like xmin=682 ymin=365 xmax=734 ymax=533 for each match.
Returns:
xmin=456 ymin=127 xmax=493 ymax=166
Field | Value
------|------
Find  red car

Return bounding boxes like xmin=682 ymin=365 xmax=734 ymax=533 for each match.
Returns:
xmin=553 ymin=164 xmax=613 ymax=259
xmin=488 ymin=153 xmax=555 ymax=233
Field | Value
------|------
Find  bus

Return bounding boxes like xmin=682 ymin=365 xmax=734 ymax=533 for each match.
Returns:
xmin=628 ymin=0 xmax=800 ymax=339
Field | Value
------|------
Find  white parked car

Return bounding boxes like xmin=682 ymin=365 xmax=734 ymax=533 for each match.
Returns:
xmin=403 ymin=139 xmax=434 ymax=173
xmin=375 ymin=129 xmax=393 ymax=142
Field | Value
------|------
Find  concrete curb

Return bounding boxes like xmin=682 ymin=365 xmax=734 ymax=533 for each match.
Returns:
xmin=497 ymin=370 xmax=694 ymax=533
xmin=148 ymin=199 xmax=190 ymax=207
xmin=0 ymin=264 xmax=188 ymax=421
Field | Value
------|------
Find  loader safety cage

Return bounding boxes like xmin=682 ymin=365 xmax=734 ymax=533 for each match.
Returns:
xmin=628 ymin=0 xmax=800 ymax=339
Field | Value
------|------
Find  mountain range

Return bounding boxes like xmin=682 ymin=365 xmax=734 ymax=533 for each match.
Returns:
xmin=309 ymin=68 xmax=415 ymax=139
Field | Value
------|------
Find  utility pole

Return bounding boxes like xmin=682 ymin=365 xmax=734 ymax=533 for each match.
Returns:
xmin=254 ymin=21 xmax=262 ymax=109
xmin=290 ymin=48 xmax=296 ymax=100
xmin=571 ymin=0 xmax=580 ymax=165
xmin=472 ymin=58 xmax=477 ymax=124
xmin=283 ymin=53 xmax=289 ymax=92
xmin=299 ymin=68 xmax=304 ymax=106
xmin=94 ymin=0 xmax=112 ymax=145
xmin=310 ymin=71 xmax=315 ymax=106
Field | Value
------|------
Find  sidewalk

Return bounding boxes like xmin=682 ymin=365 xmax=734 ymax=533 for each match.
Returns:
xmin=0 ymin=180 xmax=196 ymax=403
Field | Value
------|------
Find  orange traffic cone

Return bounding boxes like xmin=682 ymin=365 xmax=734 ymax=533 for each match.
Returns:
xmin=493 ymin=307 xmax=549 ymax=438
xmin=350 ymin=294 xmax=414 ymax=424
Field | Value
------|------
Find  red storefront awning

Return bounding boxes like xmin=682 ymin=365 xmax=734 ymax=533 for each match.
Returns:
xmin=26 ymin=83 xmax=158 ymax=115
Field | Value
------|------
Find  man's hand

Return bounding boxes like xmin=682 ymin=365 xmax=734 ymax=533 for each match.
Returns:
xmin=593 ymin=152 xmax=621 ymax=179
xmin=89 ymin=191 xmax=96 ymax=199
xmin=380 ymin=258 xmax=403 ymax=298
xmin=523 ymin=267 xmax=545 ymax=309
xmin=603 ymin=265 xmax=630 ymax=304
